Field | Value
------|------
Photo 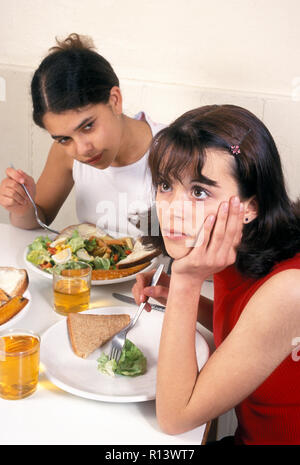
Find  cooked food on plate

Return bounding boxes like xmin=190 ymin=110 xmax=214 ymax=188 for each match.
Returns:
xmin=26 ymin=223 xmax=160 ymax=280
xmin=67 ymin=312 xmax=147 ymax=377
xmin=0 ymin=267 xmax=29 ymax=325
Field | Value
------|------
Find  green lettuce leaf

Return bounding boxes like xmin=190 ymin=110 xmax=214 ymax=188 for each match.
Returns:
xmin=28 ymin=235 xmax=51 ymax=252
xmin=97 ymin=339 xmax=147 ymax=377
xmin=27 ymin=249 xmax=51 ymax=265
xmin=67 ymin=230 xmax=85 ymax=253
xmin=94 ymin=256 xmax=111 ymax=270
xmin=97 ymin=354 xmax=118 ymax=376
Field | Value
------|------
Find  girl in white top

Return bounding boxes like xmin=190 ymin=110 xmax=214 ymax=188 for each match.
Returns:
xmin=73 ymin=111 xmax=164 ymax=236
xmin=0 ymin=34 xmax=164 ymax=235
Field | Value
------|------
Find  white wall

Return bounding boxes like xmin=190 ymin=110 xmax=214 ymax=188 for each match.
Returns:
xmin=0 ymin=0 xmax=300 ymax=229
xmin=1 ymin=0 xmax=300 ymax=96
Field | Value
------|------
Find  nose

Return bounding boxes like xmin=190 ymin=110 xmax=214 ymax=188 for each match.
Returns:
xmin=157 ymin=187 xmax=187 ymax=230
xmin=168 ymin=187 xmax=189 ymax=215
xmin=75 ymin=136 xmax=94 ymax=158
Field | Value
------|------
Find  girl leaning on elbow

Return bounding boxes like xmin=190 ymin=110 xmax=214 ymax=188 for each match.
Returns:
xmin=132 ymin=104 xmax=300 ymax=445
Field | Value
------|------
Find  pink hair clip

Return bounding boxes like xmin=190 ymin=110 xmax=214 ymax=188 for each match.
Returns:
xmin=230 ymin=145 xmax=241 ymax=155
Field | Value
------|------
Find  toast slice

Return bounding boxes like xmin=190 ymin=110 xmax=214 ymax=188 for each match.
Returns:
xmin=116 ymin=238 xmax=160 ymax=269
xmin=67 ymin=313 xmax=131 ymax=358
xmin=0 ymin=267 xmax=28 ymax=297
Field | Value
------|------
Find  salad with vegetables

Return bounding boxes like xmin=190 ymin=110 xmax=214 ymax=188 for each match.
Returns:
xmin=26 ymin=230 xmax=134 ymax=274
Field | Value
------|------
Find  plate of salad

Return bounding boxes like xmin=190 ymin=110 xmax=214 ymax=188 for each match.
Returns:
xmin=24 ymin=225 xmax=159 ymax=285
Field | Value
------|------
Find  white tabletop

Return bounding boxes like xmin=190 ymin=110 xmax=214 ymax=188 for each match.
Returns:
xmin=0 ymin=223 xmax=213 ymax=446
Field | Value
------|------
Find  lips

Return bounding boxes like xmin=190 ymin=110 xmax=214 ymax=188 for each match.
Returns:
xmin=162 ymin=229 xmax=189 ymax=240
xmin=85 ymin=152 xmax=103 ymax=165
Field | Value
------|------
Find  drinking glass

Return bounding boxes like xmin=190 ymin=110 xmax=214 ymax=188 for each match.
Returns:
xmin=52 ymin=260 xmax=92 ymax=315
xmin=0 ymin=329 xmax=40 ymax=400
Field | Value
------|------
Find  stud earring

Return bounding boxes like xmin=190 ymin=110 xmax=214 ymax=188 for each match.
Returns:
xmin=245 ymin=217 xmax=249 ymax=222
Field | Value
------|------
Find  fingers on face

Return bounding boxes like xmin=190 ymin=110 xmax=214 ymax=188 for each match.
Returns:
xmin=208 ymin=197 xmax=243 ymax=256
xmin=209 ymin=201 xmax=230 ymax=250
xmin=233 ymin=202 xmax=244 ymax=247
xmin=194 ymin=214 xmax=215 ymax=249
xmin=222 ymin=197 xmax=242 ymax=245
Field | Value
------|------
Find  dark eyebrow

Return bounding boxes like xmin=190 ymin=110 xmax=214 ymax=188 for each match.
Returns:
xmin=50 ymin=116 xmax=94 ymax=140
xmin=191 ymin=176 xmax=219 ymax=188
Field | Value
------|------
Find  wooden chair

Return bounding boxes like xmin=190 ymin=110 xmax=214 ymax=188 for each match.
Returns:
xmin=201 ymin=418 xmax=218 ymax=444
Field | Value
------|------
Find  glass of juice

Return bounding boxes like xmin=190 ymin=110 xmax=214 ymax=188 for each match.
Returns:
xmin=53 ymin=260 xmax=92 ymax=315
xmin=0 ymin=329 xmax=40 ymax=400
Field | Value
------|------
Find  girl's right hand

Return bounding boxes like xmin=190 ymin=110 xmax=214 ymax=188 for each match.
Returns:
xmin=0 ymin=167 xmax=36 ymax=216
xmin=132 ymin=269 xmax=170 ymax=312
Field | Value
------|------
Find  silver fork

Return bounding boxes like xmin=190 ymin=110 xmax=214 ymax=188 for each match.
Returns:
xmin=10 ymin=164 xmax=60 ymax=235
xmin=109 ymin=263 xmax=165 ymax=363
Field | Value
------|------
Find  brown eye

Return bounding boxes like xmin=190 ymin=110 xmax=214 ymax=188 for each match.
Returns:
xmin=83 ymin=121 xmax=94 ymax=131
xmin=159 ymin=182 xmax=171 ymax=192
xmin=192 ymin=186 xmax=208 ymax=200
xmin=58 ymin=137 xmax=71 ymax=145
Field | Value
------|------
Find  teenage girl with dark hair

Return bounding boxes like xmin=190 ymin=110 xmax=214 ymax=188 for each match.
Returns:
xmin=132 ymin=104 xmax=300 ymax=445
xmin=0 ymin=33 xmax=164 ymax=235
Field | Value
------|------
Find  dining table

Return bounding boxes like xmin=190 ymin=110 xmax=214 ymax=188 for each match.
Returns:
xmin=0 ymin=223 xmax=214 ymax=446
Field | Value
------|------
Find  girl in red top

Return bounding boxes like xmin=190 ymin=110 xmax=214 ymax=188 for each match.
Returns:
xmin=132 ymin=105 xmax=300 ymax=445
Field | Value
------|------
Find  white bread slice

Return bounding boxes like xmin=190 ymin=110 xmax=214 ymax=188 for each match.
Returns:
xmin=57 ymin=223 xmax=108 ymax=241
xmin=116 ymin=238 xmax=160 ymax=269
xmin=67 ymin=313 xmax=130 ymax=359
xmin=0 ymin=267 xmax=28 ymax=297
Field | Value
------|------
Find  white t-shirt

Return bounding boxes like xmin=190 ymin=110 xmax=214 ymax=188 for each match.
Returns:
xmin=72 ymin=112 xmax=165 ymax=237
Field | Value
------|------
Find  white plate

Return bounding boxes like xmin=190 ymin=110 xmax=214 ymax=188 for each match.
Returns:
xmin=40 ymin=306 xmax=209 ymax=403
xmin=0 ymin=290 xmax=31 ymax=332
xmin=24 ymin=247 xmax=158 ymax=285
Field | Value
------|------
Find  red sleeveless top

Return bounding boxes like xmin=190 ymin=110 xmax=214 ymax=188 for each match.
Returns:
xmin=213 ymin=253 xmax=300 ymax=445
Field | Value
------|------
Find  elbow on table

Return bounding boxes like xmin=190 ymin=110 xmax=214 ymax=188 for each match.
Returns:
xmin=157 ymin=418 xmax=185 ymax=436
xmin=156 ymin=411 xmax=197 ymax=436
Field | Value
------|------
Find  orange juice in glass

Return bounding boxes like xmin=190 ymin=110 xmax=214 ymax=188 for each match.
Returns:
xmin=53 ymin=260 xmax=92 ymax=315
xmin=0 ymin=330 xmax=40 ymax=400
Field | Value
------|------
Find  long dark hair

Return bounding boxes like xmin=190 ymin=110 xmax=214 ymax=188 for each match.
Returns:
xmin=31 ymin=33 xmax=119 ymax=128
xmin=145 ymin=104 xmax=300 ymax=278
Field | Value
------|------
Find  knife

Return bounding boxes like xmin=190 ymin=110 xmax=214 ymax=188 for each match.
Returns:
xmin=112 ymin=292 xmax=165 ymax=313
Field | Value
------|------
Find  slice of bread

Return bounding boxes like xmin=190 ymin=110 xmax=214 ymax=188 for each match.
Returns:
xmin=67 ymin=313 xmax=131 ymax=359
xmin=57 ymin=223 xmax=108 ymax=241
xmin=0 ymin=267 xmax=28 ymax=297
xmin=116 ymin=238 xmax=160 ymax=269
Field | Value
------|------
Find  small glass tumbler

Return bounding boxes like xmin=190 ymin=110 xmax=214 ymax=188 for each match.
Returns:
xmin=0 ymin=329 xmax=40 ymax=400
xmin=52 ymin=260 xmax=92 ymax=315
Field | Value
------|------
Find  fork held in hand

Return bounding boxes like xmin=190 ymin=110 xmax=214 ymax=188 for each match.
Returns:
xmin=109 ymin=264 xmax=165 ymax=363
xmin=10 ymin=164 xmax=60 ymax=235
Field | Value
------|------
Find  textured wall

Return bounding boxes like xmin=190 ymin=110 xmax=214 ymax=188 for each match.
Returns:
xmin=0 ymin=0 xmax=299 ymax=229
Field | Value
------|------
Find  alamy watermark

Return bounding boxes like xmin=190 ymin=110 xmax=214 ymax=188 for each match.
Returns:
xmin=95 ymin=193 xmax=205 ymax=246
